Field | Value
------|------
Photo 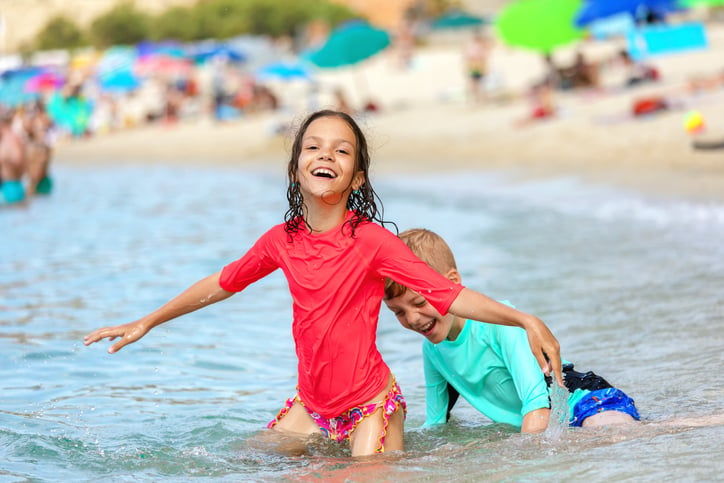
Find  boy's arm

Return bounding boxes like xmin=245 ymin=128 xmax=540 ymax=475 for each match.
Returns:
xmin=448 ymin=288 xmax=563 ymax=387
xmin=522 ymin=408 xmax=551 ymax=433
xmin=422 ymin=349 xmax=450 ymax=427
xmin=491 ymin=322 xmax=553 ymax=433
xmin=83 ymin=272 xmax=233 ymax=354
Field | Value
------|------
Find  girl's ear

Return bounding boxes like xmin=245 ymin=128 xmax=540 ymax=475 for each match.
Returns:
xmin=352 ymin=171 xmax=365 ymax=191
xmin=445 ymin=268 xmax=462 ymax=284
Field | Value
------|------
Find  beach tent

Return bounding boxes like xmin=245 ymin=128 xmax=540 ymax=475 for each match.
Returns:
xmin=627 ymin=22 xmax=709 ymax=59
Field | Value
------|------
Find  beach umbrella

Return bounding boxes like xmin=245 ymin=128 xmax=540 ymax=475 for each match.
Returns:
xmin=430 ymin=9 xmax=487 ymax=30
xmin=678 ymin=0 xmax=724 ymax=5
xmin=190 ymin=42 xmax=246 ymax=64
xmin=255 ymin=61 xmax=312 ymax=82
xmin=495 ymin=0 xmax=585 ymax=53
xmin=98 ymin=69 xmax=141 ymax=93
xmin=24 ymin=70 xmax=65 ymax=93
xmin=305 ymin=20 xmax=391 ymax=69
xmin=134 ymin=55 xmax=193 ymax=78
xmin=576 ymin=0 xmax=681 ymax=27
xmin=96 ymin=46 xmax=138 ymax=77
xmin=0 ymin=67 xmax=42 ymax=107
xmin=136 ymin=40 xmax=187 ymax=59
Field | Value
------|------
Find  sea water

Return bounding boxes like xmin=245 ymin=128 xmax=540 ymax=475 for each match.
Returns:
xmin=2 ymin=164 xmax=723 ymax=482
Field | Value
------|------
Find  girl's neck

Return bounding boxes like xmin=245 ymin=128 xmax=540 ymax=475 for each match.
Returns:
xmin=303 ymin=202 xmax=349 ymax=234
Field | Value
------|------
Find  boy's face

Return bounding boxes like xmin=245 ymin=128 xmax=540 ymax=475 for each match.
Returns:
xmin=384 ymin=288 xmax=455 ymax=345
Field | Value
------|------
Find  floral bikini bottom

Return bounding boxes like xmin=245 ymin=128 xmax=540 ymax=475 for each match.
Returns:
xmin=267 ymin=377 xmax=407 ymax=453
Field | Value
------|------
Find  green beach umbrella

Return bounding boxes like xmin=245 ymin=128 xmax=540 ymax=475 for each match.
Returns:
xmin=678 ymin=0 xmax=724 ymax=5
xmin=305 ymin=20 xmax=391 ymax=69
xmin=495 ymin=0 xmax=585 ymax=53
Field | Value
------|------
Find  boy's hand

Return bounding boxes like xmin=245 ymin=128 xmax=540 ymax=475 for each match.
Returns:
xmin=83 ymin=320 xmax=149 ymax=354
xmin=524 ymin=316 xmax=564 ymax=388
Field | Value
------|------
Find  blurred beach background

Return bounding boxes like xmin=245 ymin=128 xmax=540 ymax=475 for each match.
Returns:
xmin=2 ymin=1 xmax=724 ymax=481
xmin=0 ymin=0 xmax=722 ymax=200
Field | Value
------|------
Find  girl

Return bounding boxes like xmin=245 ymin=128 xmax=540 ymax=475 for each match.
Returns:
xmin=84 ymin=109 xmax=563 ymax=456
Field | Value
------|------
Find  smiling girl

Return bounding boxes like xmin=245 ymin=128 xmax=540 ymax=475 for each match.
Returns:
xmin=84 ymin=109 xmax=563 ymax=456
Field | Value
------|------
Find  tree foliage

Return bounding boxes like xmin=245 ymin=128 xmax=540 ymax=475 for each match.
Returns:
xmin=88 ymin=2 xmax=151 ymax=48
xmin=32 ymin=0 xmax=363 ymax=50
xmin=34 ymin=15 xmax=86 ymax=50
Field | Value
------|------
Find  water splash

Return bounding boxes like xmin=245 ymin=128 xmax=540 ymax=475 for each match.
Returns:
xmin=544 ymin=383 xmax=570 ymax=442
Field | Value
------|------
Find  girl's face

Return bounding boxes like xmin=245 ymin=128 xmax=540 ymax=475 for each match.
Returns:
xmin=384 ymin=289 xmax=455 ymax=345
xmin=296 ymin=116 xmax=364 ymax=203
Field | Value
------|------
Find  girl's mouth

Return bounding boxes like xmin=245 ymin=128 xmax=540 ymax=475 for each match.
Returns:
xmin=312 ymin=168 xmax=337 ymax=179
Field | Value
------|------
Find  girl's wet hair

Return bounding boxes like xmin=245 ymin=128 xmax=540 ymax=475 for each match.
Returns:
xmin=284 ymin=109 xmax=393 ymax=236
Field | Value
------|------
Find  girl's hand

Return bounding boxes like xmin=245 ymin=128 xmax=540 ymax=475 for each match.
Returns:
xmin=83 ymin=320 xmax=150 ymax=354
xmin=524 ymin=316 xmax=564 ymax=388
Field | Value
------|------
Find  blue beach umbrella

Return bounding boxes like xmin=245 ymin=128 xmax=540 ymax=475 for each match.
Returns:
xmin=96 ymin=45 xmax=138 ymax=77
xmin=0 ymin=67 xmax=42 ymax=107
xmin=576 ymin=0 xmax=681 ymax=27
xmin=305 ymin=20 xmax=391 ymax=69
xmin=136 ymin=40 xmax=187 ymax=59
xmin=255 ymin=61 xmax=312 ymax=82
xmin=190 ymin=42 xmax=246 ymax=64
xmin=98 ymin=69 xmax=141 ymax=93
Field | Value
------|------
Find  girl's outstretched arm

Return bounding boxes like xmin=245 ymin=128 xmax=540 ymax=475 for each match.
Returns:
xmin=448 ymin=288 xmax=564 ymax=387
xmin=83 ymin=272 xmax=234 ymax=354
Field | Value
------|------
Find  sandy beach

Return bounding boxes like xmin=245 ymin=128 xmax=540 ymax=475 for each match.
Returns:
xmin=53 ymin=22 xmax=724 ymax=203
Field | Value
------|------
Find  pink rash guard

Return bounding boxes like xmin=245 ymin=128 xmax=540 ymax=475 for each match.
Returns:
xmin=219 ymin=211 xmax=463 ymax=418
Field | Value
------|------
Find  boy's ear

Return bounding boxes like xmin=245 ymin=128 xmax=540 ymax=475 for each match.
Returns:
xmin=445 ymin=268 xmax=462 ymax=284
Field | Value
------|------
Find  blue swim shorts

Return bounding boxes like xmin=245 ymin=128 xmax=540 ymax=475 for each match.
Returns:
xmin=570 ymin=388 xmax=640 ymax=427
xmin=1 ymin=180 xmax=25 ymax=204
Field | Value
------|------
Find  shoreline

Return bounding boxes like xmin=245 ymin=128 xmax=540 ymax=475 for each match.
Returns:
xmin=53 ymin=99 xmax=724 ymax=204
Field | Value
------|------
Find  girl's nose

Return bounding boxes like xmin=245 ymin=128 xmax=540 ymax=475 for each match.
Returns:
xmin=318 ymin=147 xmax=332 ymax=160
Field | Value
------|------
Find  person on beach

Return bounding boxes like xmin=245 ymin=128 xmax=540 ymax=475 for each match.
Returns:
xmin=83 ymin=109 xmax=563 ymax=457
xmin=464 ymin=29 xmax=492 ymax=104
xmin=383 ymin=228 xmax=640 ymax=433
xmin=0 ymin=109 xmax=28 ymax=205
xmin=22 ymin=101 xmax=54 ymax=196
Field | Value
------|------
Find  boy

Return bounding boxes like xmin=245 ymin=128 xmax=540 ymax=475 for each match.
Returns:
xmin=383 ymin=228 xmax=640 ymax=433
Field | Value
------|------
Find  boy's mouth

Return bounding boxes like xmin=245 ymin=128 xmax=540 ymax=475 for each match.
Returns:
xmin=418 ymin=319 xmax=436 ymax=336
xmin=312 ymin=168 xmax=337 ymax=179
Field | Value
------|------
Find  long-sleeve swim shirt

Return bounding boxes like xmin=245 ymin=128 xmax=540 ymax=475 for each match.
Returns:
xmin=219 ymin=211 xmax=464 ymax=418
xmin=422 ymin=302 xmax=551 ymax=428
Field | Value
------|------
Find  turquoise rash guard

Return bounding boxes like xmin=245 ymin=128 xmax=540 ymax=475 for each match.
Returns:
xmin=422 ymin=300 xmax=587 ymax=428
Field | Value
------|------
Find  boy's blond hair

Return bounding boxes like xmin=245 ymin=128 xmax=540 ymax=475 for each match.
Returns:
xmin=384 ymin=228 xmax=458 ymax=299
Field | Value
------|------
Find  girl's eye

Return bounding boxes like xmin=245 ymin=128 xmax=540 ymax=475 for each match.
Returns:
xmin=337 ymin=149 xmax=349 ymax=155
xmin=415 ymin=300 xmax=427 ymax=308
